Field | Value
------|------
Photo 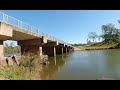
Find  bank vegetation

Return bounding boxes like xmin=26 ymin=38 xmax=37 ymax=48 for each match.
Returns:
xmin=73 ymin=20 xmax=120 ymax=50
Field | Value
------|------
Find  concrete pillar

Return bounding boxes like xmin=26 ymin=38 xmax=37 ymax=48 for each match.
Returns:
xmin=21 ymin=45 xmax=42 ymax=56
xmin=62 ymin=47 xmax=63 ymax=55
xmin=39 ymin=47 xmax=42 ymax=56
xmin=56 ymin=47 xmax=63 ymax=54
xmin=63 ymin=47 xmax=66 ymax=53
xmin=62 ymin=47 xmax=64 ymax=59
xmin=0 ymin=41 xmax=4 ymax=58
xmin=67 ymin=47 xmax=69 ymax=52
xmin=42 ymin=46 xmax=56 ymax=57
xmin=54 ymin=47 xmax=56 ymax=57
xmin=66 ymin=48 xmax=67 ymax=54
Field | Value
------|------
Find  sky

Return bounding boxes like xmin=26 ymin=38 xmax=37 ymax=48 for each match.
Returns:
xmin=1 ymin=10 xmax=120 ymax=45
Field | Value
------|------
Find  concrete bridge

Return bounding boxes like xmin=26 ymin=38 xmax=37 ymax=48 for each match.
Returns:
xmin=0 ymin=12 xmax=74 ymax=58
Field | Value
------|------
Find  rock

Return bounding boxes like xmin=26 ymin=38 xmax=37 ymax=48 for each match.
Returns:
xmin=43 ymin=61 xmax=50 ymax=65
xmin=1 ymin=57 xmax=8 ymax=66
xmin=7 ymin=57 xmax=13 ymax=66
xmin=11 ymin=55 xmax=21 ymax=65
xmin=0 ymin=55 xmax=22 ymax=66
xmin=40 ymin=55 xmax=48 ymax=60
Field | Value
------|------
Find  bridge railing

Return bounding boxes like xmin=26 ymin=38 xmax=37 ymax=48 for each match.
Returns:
xmin=0 ymin=12 xmax=71 ymax=46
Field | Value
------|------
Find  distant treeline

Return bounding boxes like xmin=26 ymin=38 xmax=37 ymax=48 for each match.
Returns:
xmin=4 ymin=42 xmax=21 ymax=54
xmin=73 ymin=19 xmax=120 ymax=46
xmin=71 ymin=43 xmax=87 ymax=46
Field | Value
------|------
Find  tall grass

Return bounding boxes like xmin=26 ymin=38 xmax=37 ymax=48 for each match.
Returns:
xmin=0 ymin=53 xmax=44 ymax=80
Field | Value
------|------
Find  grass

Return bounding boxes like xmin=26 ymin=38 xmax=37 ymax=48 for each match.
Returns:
xmin=0 ymin=53 xmax=44 ymax=80
xmin=77 ymin=42 xmax=119 ymax=50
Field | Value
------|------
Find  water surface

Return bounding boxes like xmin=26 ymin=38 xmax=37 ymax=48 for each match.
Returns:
xmin=5 ymin=50 xmax=120 ymax=80
xmin=40 ymin=49 xmax=120 ymax=80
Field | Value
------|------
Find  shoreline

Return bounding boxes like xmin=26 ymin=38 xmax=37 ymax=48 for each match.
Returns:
xmin=74 ymin=46 xmax=119 ymax=51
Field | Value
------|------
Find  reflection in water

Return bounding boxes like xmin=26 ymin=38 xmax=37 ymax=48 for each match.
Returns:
xmin=54 ymin=56 xmax=57 ymax=66
xmin=58 ymin=66 xmax=61 ymax=72
xmin=38 ymin=50 xmax=120 ymax=80
xmin=9 ymin=50 xmax=120 ymax=80
xmin=38 ymin=53 xmax=70 ymax=80
xmin=62 ymin=54 xmax=63 ymax=59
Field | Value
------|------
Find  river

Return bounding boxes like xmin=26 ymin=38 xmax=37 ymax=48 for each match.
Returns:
xmin=40 ymin=49 xmax=120 ymax=80
xmin=5 ymin=49 xmax=120 ymax=80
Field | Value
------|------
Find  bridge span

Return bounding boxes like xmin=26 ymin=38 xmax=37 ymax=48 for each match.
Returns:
xmin=0 ymin=12 xmax=74 ymax=58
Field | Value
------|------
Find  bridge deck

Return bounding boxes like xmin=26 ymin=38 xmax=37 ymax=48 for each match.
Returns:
xmin=0 ymin=12 xmax=72 ymax=47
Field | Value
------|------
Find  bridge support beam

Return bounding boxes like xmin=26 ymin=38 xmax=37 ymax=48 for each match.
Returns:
xmin=0 ymin=41 xmax=4 ymax=58
xmin=42 ymin=46 xmax=56 ymax=57
xmin=18 ymin=39 xmax=45 ymax=56
xmin=62 ymin=47 xmax=63 ymax=55
xmin=42 ymin=41 xmax=58 ymax=57
xmin=63 ymin=47 xmax=68 ymax=54
xmin=67 ymin=47 xmax=71 ymax=52
xmin=21 ymin=45 xmax=42 ymax=56
xmin=66 ymin=48 xmax=68 ymax=53
xmin=56 ymin=47 xmax=64 ymax=55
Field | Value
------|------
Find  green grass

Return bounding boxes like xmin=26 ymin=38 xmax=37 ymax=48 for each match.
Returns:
xmin=0 ymin=66 xmax=30 ymax=80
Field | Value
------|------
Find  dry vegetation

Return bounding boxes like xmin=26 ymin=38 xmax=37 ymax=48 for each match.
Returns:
xmin=0 ymin=53 xmax=44 ymax=80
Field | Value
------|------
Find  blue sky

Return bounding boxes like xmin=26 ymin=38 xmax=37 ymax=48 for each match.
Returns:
xmin=1 ymin=10 xmax=120 ymax=45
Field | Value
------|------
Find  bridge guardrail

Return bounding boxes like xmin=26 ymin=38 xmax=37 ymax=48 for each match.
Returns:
xmin=0 ymin=12 xmax=71 ymax=46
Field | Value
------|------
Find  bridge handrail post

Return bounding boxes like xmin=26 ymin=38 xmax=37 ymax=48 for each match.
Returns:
xmin=0 ymin=12 xmax=72 ymax=46
xmin=2 ymin=13 xmax=8 ymax=23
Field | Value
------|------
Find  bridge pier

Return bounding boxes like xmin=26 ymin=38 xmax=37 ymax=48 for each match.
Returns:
xmin=56 ymin=47 xmax=63 ymax=54
xmin=42 ymin=42 xmax=58 ymax=57
xmin=42 ymin=46 xmax=56 ymax=57
xmin=56 ymin=47 xmax=64 ymax=57
xmin=62 ymin=47 xmax=63 ymax=55
xmin=18 ymin=38 xmax=44 ymax=56
xmin=63 ymin=47 xmax=68 ymax=54
xmin=0 ymin=22 xmax=74 ymax=58
xmin=0 ymin=41 xmax=4 ymax=58
xmin=54 ymin=47 xmax=56 ymax=57
xmin=21 ymin=45 xmax=42 ymax=56
xmin=67 ymin=47 xmax=71 ymax=52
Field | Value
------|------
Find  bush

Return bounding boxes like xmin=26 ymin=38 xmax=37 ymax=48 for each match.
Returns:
xmin=0 ymin=53 xmax=43 ymax=80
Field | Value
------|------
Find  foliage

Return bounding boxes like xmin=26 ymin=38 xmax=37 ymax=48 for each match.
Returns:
xmin=0 ymin=53 xmax=43 ymax=80
xmin=88 ymin=32 xmax=98 ymax=42
xmin=4 ymin=42 xmax=20 ymax=54
xmin=101 ymin=23 xmax=120 ymax=43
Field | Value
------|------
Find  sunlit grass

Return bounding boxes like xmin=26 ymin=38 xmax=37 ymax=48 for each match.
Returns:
xmin=0 ymin=53 xmax=44 ymax=80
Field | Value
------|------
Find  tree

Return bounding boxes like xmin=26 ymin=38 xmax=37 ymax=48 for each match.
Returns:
xmin=4 ymin=42 xmax=21 ymax=54
xmin=88 ymin=32 xmax=98 ymax=42
xmin=87 ymin=38 xmax=92 ymax=44
xmin=97 ymin=35 xmax=103 ymax=42
xmin=101 ymin=23 xmax=119 ymax=43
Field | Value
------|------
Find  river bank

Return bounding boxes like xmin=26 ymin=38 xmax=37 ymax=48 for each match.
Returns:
xmin=0 ymin=53 xmax=49 ymax=80
xmin=75 ymin=42 xmax=120 ymax=51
